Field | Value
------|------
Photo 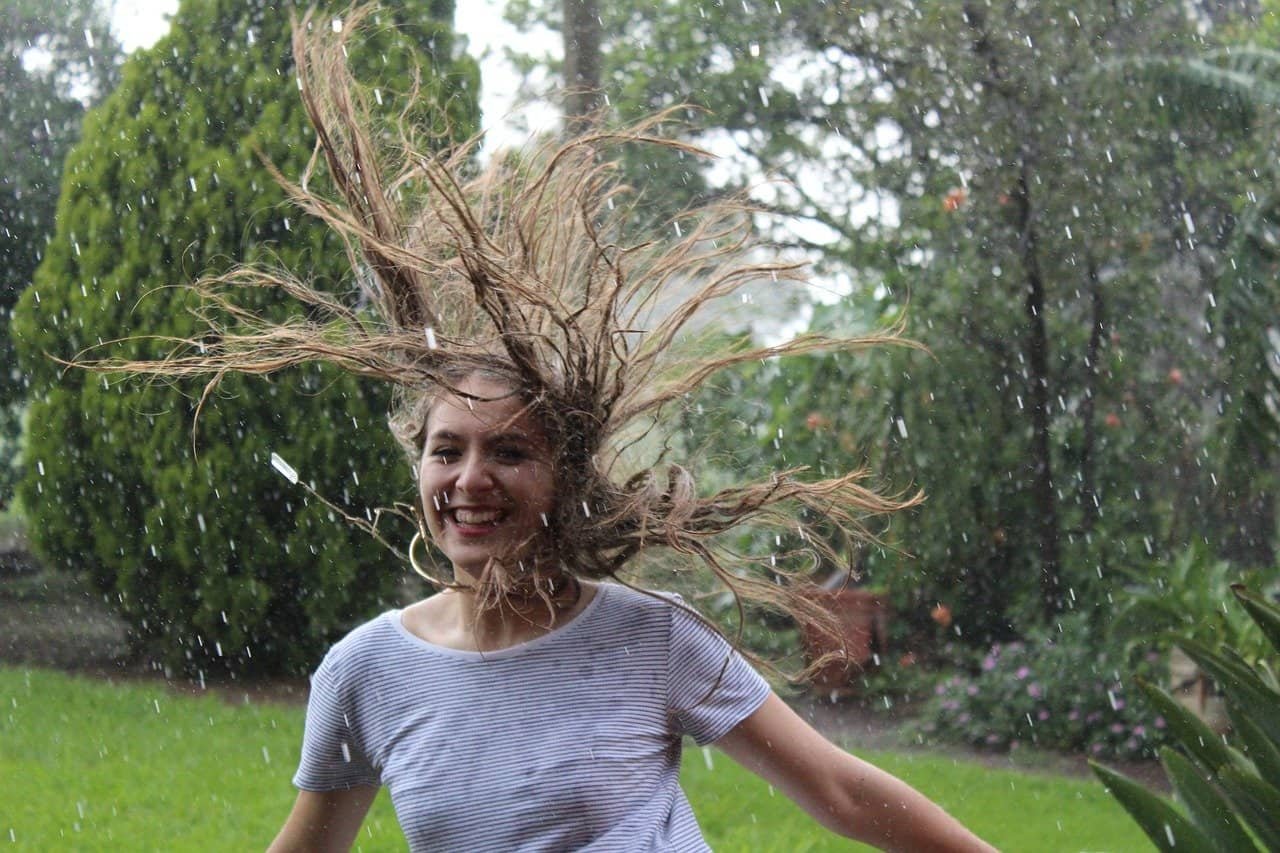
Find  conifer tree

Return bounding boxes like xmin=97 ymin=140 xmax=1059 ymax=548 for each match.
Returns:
xmin=12 ymin=0 xmax=478 ymax=676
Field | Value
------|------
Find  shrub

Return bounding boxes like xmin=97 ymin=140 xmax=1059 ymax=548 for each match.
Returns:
xmin=1112 ymin=543 xmax=1274 ymax=664
xmin=1093 ymin=585 xmax=1280 ymax=851
xmin=914 ymin=615 xmax=1171 ymax=760
xmin=10 ymin=0 xmax=478 ymax=676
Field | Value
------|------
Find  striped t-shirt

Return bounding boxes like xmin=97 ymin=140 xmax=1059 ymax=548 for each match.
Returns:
xmin=294 ymin=582 xmax=772 ymax=851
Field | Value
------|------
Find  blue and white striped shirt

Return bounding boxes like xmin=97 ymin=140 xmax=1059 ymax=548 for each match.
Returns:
xmin=294 ymin=582 xmax=771 ymax=851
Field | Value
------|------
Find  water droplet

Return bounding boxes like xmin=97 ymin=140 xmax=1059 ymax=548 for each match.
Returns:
xmin=270 ymin=453 xmax=299 ymax=484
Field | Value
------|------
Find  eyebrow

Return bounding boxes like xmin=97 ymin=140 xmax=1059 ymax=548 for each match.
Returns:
xmin=426 ymin=429 xmax=536 ymax=445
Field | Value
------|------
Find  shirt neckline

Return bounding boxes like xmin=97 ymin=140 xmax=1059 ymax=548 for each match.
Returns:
xmin=388 ymin=582 xmax=611 ymax=661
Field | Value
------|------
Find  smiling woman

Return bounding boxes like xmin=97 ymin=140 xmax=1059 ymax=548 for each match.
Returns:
xmin=416 ymin=374 xmax=559 ymax=598
xmin=85 ymin=5 xmax=993 ymax=851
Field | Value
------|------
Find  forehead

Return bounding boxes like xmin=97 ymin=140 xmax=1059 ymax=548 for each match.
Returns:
xmin=427 ymin=375 xmax=542 ymax=438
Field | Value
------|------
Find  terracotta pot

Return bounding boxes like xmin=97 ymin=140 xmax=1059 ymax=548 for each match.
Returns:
xmin=802 ymin=588 xmax=891 ymax=690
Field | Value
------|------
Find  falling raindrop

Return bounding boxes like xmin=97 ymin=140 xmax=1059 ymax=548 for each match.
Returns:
xmin=270 ymin=452 xmax=299 ymax=484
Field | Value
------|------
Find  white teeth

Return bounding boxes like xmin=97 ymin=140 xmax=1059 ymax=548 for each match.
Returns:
xmin=453 ymin=509 xmax=502 ymax=525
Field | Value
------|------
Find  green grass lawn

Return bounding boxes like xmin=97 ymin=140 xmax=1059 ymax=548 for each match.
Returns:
xmin=0 ymin=668 xmax=1151 ymax=851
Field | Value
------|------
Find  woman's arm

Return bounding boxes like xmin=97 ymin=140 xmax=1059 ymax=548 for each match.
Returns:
xmin=266 ymin=787 xmax=379 ymax=853
xmin=715 ymin=693 xmax=996 ymax=852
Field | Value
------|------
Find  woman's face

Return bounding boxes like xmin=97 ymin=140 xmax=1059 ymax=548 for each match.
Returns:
xmin=418 ymin=374 xmax=557 ymax=581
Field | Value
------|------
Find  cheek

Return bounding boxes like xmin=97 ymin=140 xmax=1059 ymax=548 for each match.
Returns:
xmin=528 ymin=468 xmax=558 ymax=514
xmin=417 ymin=464 xmax=444 ymax=512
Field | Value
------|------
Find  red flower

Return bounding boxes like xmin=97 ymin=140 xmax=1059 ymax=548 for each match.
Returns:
xmin=1105 ymin=412 xmax=1122 ymax=428
xmin=1167 ymin=367 xmax=1183 ymax=385
xmin=930 ymin=603 xmax=953 ymax=628
xmin=942 ymin=187 xmax=967 ymax=212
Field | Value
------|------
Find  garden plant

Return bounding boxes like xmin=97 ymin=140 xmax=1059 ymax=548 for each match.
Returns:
xmin=1092 ymin=585 xmax=1280 ymax=851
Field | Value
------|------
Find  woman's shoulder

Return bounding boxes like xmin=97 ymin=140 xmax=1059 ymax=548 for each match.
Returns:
xmin=586 ymin=582 xmax=694 ymax=634
xmin=318 ymin=609 xmax=401 ymax=673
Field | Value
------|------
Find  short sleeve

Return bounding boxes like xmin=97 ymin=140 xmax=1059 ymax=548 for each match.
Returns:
xmin=666 ymin=597 xmax=771 ymax=746
xmin=293 ymin=652 xmax=380 ymax=791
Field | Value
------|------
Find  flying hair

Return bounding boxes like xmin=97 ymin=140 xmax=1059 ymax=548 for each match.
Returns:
xmin=82 ymin=4 xmax=921 ymax=678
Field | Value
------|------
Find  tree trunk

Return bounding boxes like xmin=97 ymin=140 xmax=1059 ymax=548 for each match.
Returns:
xmin=1080 ymin=256 xmax=1106 ymax=536
xmin=964 ymin=1 xmax=1064 ymax=621
xmin=1015 ymin=166 xmax=1064 ymax=621
xmin=562 ymin=0 xmax=602 ymax=135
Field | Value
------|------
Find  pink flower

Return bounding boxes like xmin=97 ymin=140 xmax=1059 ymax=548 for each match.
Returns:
xmin=1068 ymin=710 xmax=1080 ymax=721
xmin=1038 ymin=709 xmax=1050 ymax=721
xmin=1111 ymin=723 xmax=1125 ymax=734
xmin=966 ymin=685 xmax=979 ymax=696
xmin=1015 ymin=666 xmax=1031 ymax=680
xmin=982 ymin=656 xmax=997 ymax=671
xmin=1155 ymin=716 xmax=1167 ymax=729
xmin=1132 ymin=725 xmax=1146 ymax=737
xmin=1027 ymin=683 xmax=1042 ymax=699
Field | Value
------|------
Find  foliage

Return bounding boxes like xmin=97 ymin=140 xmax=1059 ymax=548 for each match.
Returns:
xmin=1 ymin=666 xmax=1151 ymax=851
xmin=507 ymin=0 xmax=1280 ymax=640
xmin=10 ymin=0 xmax=479 ymax=676
xmin=0 ymin=0 xmax=122 ymax=504
xmin=915 ymin=614 xmax=1172 ymax=761
xmin=1092 ymin=586 xmax=1280 ymax=851
xmin=1112 ymin=543 xmax=1276 ymax=663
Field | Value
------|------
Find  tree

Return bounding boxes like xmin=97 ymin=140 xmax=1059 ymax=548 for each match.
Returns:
xmin=0 ymin=0 xmax=121 ymax=504
xmin=507 ymin=0 xmax=1275 ymax=638
xmin=11 ymin=0 xmax=479 ymax=676
xmin=561 ymin=0 xmax=601 ymax=132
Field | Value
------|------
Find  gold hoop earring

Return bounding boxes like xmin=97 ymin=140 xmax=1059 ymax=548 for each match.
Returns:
xmin=408 ymin=529 xmax=451 ymax=589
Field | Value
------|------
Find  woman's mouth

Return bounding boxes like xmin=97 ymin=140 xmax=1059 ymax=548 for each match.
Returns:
xmin=449 ymin=508 xmax=505 ymax=528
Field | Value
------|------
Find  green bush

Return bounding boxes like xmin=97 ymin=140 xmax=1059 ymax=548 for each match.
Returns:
xmin=1093 ymin=585 xmax=1280 ymax=851
xmin=914 ymin=615 xmax=1171 ymax=760
xmin=10 ymin=0 xmax=478 ymax=676
xmin=1112 ymin=543 xmax=1275 ymax=663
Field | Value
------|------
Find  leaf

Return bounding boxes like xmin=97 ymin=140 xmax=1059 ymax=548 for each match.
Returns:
xmin=1232 ymin=585 xmax=1280 ymax=656
xmin=1162 ymin=748 xmax=1259 ymax=852
xmin=1178 ymin=640 xmax=1280 ymax=748
xmin=1216 ymin=765 xmax=1280 ymax=850
xmin=1090 ymin=761 xmax=1218 ymax=853
xmin=1136 ymin=679 xmax=1244 ymax=775
xmin=1229 ymin=710 xmax=1280 ymax=787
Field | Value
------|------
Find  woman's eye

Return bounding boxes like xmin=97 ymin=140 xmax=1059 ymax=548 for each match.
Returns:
xmin=494 ymin=446 xmax=526 ymax=463
xmin=429 ymin=447 xmax=459 ymax=462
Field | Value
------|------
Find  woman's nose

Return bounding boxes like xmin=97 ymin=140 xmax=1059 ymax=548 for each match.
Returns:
xmin=454 ymin=453 xmax=494 ymax=493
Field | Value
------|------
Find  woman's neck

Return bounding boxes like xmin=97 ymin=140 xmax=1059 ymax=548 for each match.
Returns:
xmin=404 ymin=577 xmax=593 ymax=653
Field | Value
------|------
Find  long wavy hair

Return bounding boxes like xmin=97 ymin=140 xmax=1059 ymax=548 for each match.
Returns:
xmin=86 ymin=4 xmax=919 ymax=673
